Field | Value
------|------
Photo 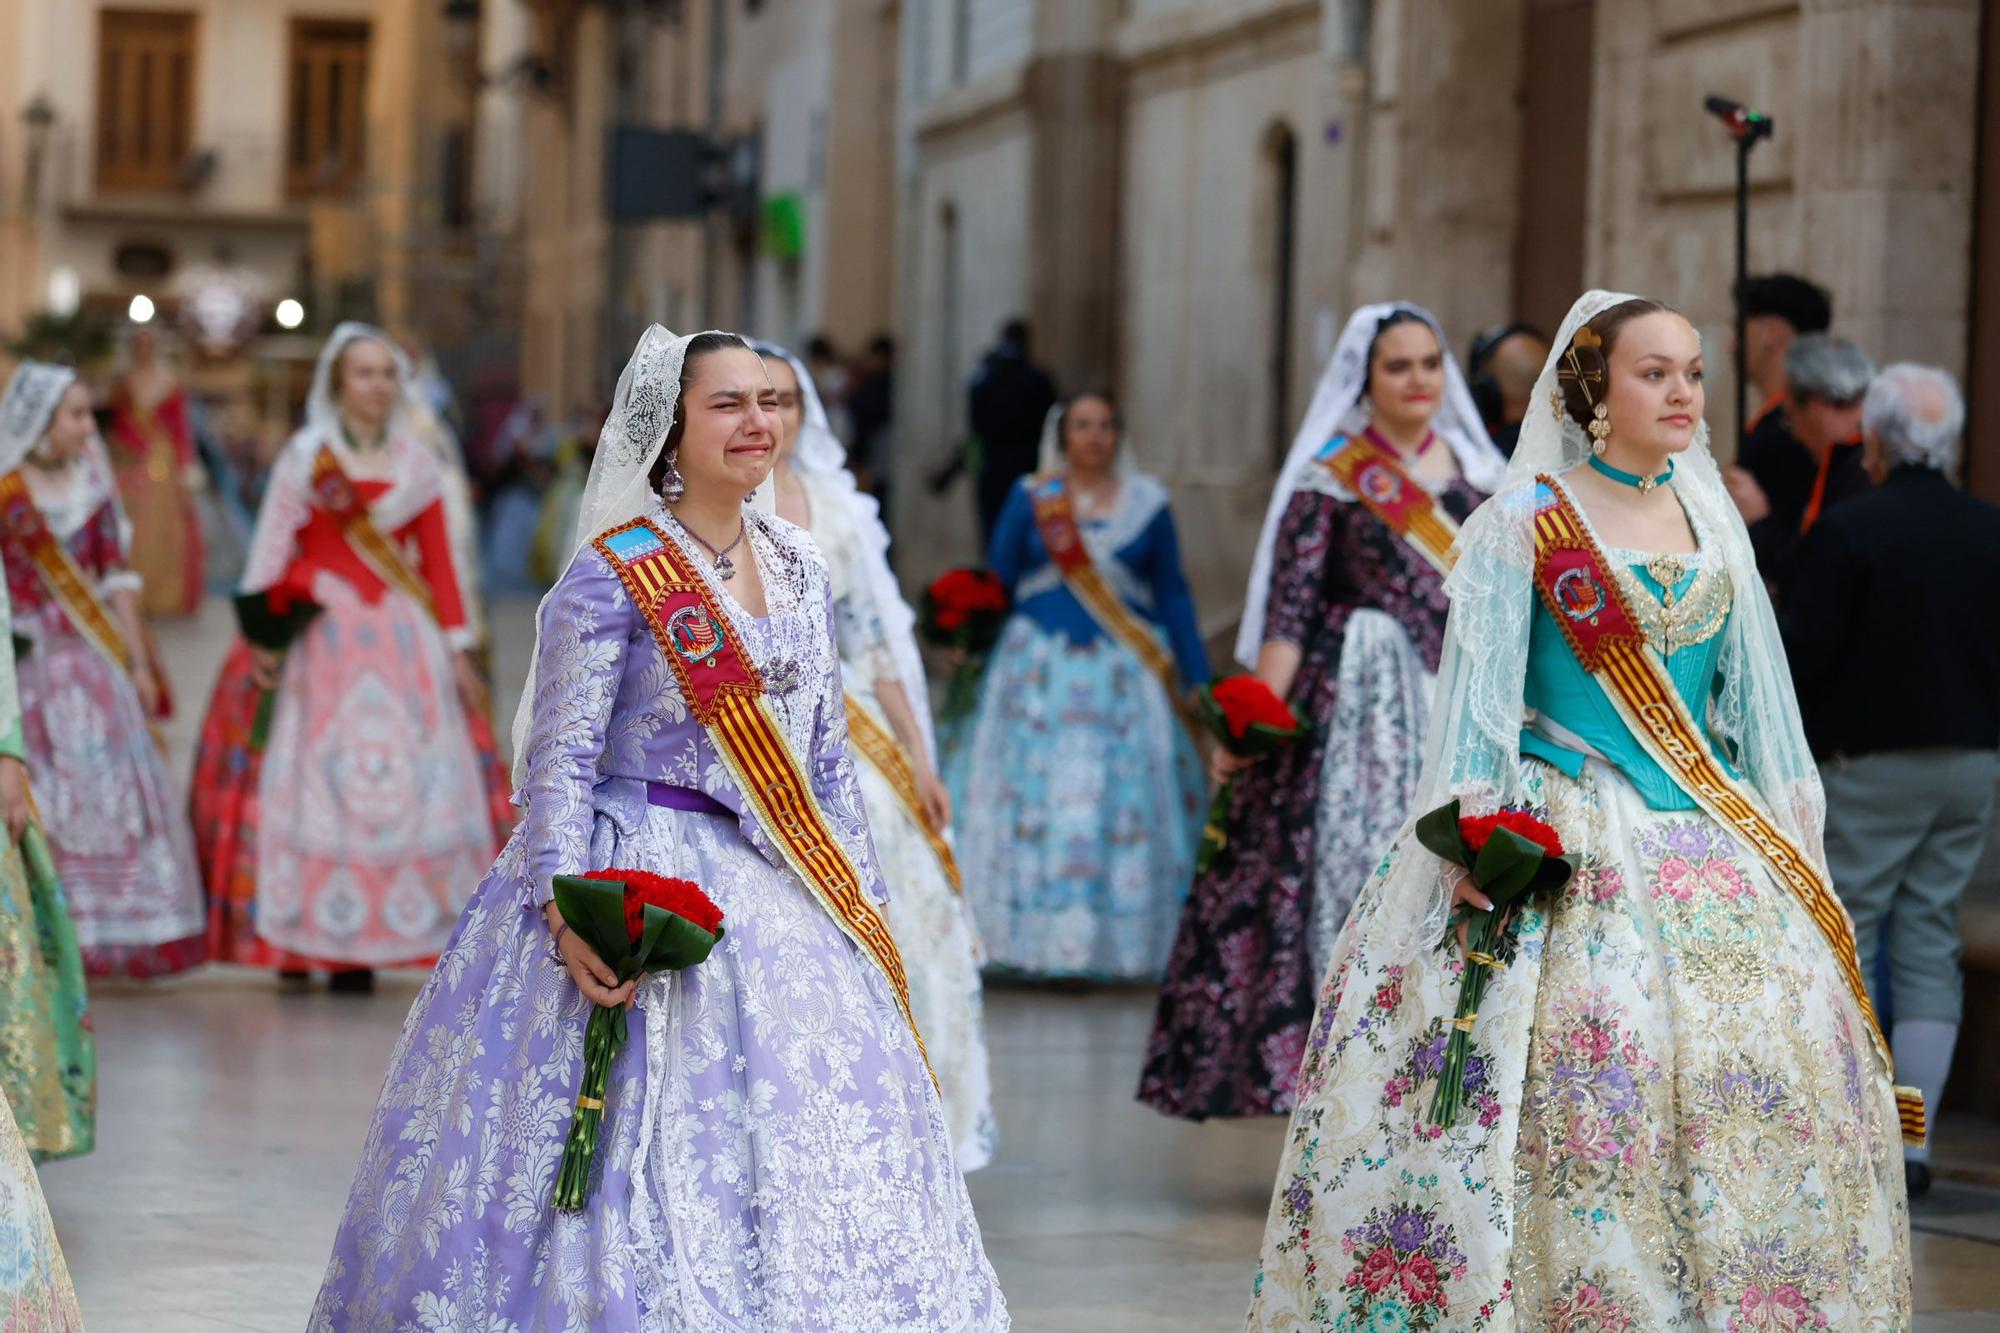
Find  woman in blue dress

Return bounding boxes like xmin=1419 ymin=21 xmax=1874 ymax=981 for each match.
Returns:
xmin=947 ymin=391 xmax=1207 ymax=980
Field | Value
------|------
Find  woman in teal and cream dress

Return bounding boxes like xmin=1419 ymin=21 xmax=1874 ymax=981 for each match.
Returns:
xmin=1247 ymin=292 xmax=1913 ymax=1330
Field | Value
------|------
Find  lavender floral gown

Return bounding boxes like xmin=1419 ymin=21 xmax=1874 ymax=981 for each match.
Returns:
xmin=310 ymin=509 xmax=1007 ymax=1332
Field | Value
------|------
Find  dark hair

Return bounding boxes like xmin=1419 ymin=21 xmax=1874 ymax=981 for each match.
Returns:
xmin=1734 ymin=273 xmax=1831 ymax=335
xmin=1001 ymin=317 xmax=1030 ymax=348
xmin=867 ymin=334 xmax=895 ymax=358
xmin=1362 ymin=309 xmax=1436 ymax=397
xmin=648 ymin=331 xmax=751 ymax=492
xmin=1555 ymin=298 xmax=1675 ymax=428
xmin=805 ymin=334 xmax=837 ymax=361
xmin=1055 ymin=389 xmax=1121 ymax=452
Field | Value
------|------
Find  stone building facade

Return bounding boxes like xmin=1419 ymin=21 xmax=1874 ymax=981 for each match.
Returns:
xmin=892 ymin=0 xmax=1997 ymax=635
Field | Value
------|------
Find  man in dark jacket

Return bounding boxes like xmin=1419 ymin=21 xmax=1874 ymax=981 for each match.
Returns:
xmin=1729 ymin=272 xmax=1832 ymax=533
xmin=1782 ymin=363 xmax=2000 ymax=1197
xmin=968 ymin=318 xmax=1057 ymax=544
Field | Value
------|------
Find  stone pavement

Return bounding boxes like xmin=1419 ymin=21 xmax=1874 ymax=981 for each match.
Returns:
xmin=31 ymin=595 xmax=1996 ymax=1330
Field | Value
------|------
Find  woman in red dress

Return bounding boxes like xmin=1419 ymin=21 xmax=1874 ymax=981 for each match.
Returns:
xmin=191 ymin=323 xmax=511 ymax=990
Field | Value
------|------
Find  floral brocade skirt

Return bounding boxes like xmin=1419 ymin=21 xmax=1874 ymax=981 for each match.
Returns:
xmin=852 ymin=691 xmax=997 ymax=1171
xmin=192 ymin=599 xmax=513 ymax=971
xmin=310 ymin=788 xmax=1005 ymax=1331
xmin=946 ymin=616 xmax=1204 ymax=981
xmin=1247 ymin=757 xmax=1910 ymax=1332
xmin=0 ymin=1094 xmax=83 ymax=1331
xmin=0 ymin=824 xmax=94 ymax=1162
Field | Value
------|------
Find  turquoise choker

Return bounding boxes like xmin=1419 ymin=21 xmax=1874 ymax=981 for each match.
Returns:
xmin=1588 ymin=454 xmax=1674 ymax=494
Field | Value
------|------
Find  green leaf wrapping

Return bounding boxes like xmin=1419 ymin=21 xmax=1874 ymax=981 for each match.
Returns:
xmin=1413 ymin=798 xmax=1469 ymax=867
xmin=551 ymin=875 xmax=639 ymax=975
xmin=1469 ymin=827 xmax=1544 ymax=906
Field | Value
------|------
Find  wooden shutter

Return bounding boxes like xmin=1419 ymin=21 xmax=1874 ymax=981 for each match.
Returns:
xmin=286 ymin=19 xmax=371 ymax=200
xmin=96 ymin=9 xmax=197 ymax=192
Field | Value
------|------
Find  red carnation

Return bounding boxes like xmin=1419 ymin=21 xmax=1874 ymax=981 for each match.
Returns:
xmin=1457 ymin=810 xmax=1565 ymax=858
xmin=1209 ymin=675 xmax=1297 ymax=739
xmin=585 ymin=867 xmax=725 ymax=944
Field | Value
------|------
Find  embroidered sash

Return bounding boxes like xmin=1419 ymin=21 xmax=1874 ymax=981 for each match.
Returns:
xmin=311 ymin=446 xmax=435 ymax=618
xmin=1315 ymin=435 xmax=1460 ymax=576
xmin=595 ymin=518 xmax=933 ymax=1081
xmin=1529 ymin=475 xmax=1925 ymax=1145
xmin=1027 ymin=474 xmax=1196 ymax=733
xmin=844 ymin=693 xmax=963 ymax=895
xmin=0 ymin=470 xmax=131 ymax=672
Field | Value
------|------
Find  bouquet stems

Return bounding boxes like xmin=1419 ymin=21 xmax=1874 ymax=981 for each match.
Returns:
xmin=939 ymin=657 xmax=986 ymax=726
xmin=553 ymin=1002 xmax=624 ymax=1211
xmin=1427 ymin=908 xmax=1505 ymax=1128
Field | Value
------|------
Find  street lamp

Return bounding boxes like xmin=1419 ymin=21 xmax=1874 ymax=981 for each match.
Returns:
xmin=20 ymin=94 xmax=55 ymax=211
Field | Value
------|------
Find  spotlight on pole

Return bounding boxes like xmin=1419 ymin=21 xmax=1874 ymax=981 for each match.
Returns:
xmin=1705 ymin=92 xmax=1775 ymax=452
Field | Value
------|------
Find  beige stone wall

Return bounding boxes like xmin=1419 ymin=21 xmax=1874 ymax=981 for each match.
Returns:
xmin=1586 ymin=0 xmax=1980 ymax=453
xmin=1114 ymin=0 xmax=1334 ymax=624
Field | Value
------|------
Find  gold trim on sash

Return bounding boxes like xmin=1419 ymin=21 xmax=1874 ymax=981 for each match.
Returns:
xmin=1026 ymin=474 xmax=1199 ymax=736
xmin=1317 ymin=436 xmax=1461 ymax=576
xmin=844 ymin=693 xmax=963 ymax=895
xmin=594 ymin=518 xmax=935 ymax=1087
xmin=311 ymin=446 xmax=436 ymax=618
xmin=0 ymin=470 xmax=132 ymax=673
xmin=1530 ymin=476 xmax=1925 ymax=1145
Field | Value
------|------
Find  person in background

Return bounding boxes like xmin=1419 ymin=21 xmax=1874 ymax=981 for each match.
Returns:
xmin=0 ymin=362 xmax=206 ymax=978
xmin=104 ymin=326 xmax=206 ymax=617
xmin=1725 ymin=272 xmax=1832 ymax=551
xmin=1781 ymin=363 xmax=2000 ymax=1200
xmin=948 ymin=391 xmax=1207 ymax=981
xmin=1466 ymin=321 xmax=1549 ymax=457
xmin=804 ymin=333 xmax=854 ymax=440
xmin=1725 ymin=333 xmax=1873 ymax=592
xmin=848 ymin=333 xmax=897 ymax=512
xmin=968 ymin=318 xmax=1059 ymax=544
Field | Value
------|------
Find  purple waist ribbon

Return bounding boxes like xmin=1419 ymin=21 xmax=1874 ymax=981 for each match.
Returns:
xmin=645 ymin=781 xmax=732 ymax=819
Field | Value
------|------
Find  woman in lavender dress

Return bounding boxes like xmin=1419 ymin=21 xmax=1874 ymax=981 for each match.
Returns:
xmin=310 ymin=329 xmax=1006 ymax=1331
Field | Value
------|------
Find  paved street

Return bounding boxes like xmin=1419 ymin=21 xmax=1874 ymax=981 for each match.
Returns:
xmin=32 ymin=597 xmax=2000 ymax=1330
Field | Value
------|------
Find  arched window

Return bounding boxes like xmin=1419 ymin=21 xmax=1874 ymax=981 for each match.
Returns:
xmin=1263 ymin=122 xmax=1300 ymax=467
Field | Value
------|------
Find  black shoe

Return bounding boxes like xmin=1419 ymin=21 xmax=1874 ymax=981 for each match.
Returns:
xmin=1906 ymin=1161 xmax=1932 ymax=1199
xmin=278 ymin=968 xmax=310 ymax=986
xmin=328 ymin=969 xmax=376 ymax=994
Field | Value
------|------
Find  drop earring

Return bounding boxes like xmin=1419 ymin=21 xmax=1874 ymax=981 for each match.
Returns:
xmin=661 ymin=450 xmax=685 ymax=502
xmin=1588 ymin=402 xmax=1612 ymax=456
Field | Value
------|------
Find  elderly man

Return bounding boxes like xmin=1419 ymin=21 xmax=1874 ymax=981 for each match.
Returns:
xmin=1782 ymin=364 xmax=2000 ymax=1196
xmin=1726 ymin=333 xmax=1874 ymax=590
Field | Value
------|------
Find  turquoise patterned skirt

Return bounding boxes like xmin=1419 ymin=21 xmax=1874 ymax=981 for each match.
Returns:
xmin=945 ymin=616 xmax=1203 ymax=981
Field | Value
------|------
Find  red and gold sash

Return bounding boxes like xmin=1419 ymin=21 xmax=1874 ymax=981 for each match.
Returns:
xmin=844 ymin=693 xmax=963 ymax=895
xmin=0 ymin=470 xmax=131 ymax=672
xmin=1315 ymin=434 xmax=1460 ymax=576
xmin=1027 ymin=474 xmax=1197 ymax=733
xmin=311 ymin=446 xmax=435 ymax=618
xmin=1529 ymin=476 xmax=1925 ymax=1145
xmin=595 ymin=517 xmax=932 ymax=1081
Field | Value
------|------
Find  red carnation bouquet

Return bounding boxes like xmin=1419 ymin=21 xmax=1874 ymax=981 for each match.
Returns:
xmin=1413 ymin=799 xmax=1578 ymax=1127
xmin=920 ymin=566 xmax=1011 ymax=723
xmin=1194 ymin=674 xmax=1310 ymax=873
xmin=549 ymin=867 xmax=725 ymax=1210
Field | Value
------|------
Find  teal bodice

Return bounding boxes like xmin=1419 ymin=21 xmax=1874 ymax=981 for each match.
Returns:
xmin=1519 ymin=546 xmax=1738 ymax=810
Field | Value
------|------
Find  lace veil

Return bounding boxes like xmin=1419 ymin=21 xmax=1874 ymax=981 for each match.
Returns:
xmin=0 ymin=362 xmax=80 ymax=475
xmin=1236 ymin=302 xmax=1507 ymax=667
xmin=1379 ymin=288 xmax=1827 ymax=955
xmin=754 ymin=340 xmax=938 ymax=762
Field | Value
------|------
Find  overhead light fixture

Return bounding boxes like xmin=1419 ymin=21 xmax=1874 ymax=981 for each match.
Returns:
xmin=128 ymin=293 xmax=156 ymax=324
xmin=275 ymin=298 xmax=306 ymax=330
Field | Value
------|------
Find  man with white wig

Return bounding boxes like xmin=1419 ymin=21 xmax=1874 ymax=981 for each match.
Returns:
xmin=1782 ymin=362 xmax=2000 ymax=1197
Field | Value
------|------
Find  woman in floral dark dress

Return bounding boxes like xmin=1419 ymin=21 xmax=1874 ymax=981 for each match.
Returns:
xmin=1138 ymin=304 xmax=1506 ymax=1120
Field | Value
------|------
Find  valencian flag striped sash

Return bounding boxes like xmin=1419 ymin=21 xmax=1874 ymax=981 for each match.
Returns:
xmin=594 ymin=517 xmax=933 ymax=1083
xmin=1315 ymin=434 xmax=1461 ymax=576
xmin=843 ymin=694 xmax=963 ymax=895
xmin=310 ymin=445 xmax=437 ymax=617
xmin=1026 ymin=474 xmax=1198 ymax=736
xmin=0 ymin=469 xmax=132 ymax=673
xmin=1529 ymin=476 xmax=1925 ymax=1145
